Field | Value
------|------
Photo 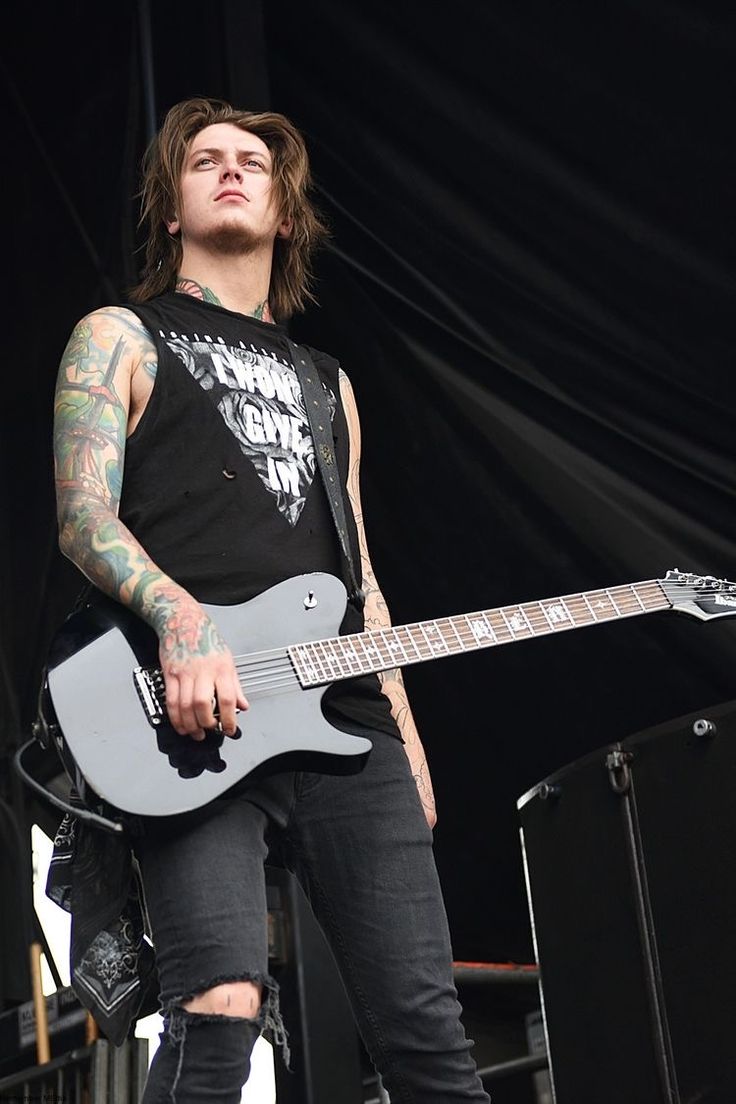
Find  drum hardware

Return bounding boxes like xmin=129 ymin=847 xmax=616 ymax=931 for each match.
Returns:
xmin=606 ymin=749 xmax=633 ymax=794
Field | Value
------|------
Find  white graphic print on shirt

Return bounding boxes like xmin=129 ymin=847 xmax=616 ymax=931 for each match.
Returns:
xmin=163 ymin=330 xmax=335 ymax=527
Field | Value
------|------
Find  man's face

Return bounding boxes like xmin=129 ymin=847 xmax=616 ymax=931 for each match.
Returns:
xmin=168 ymin=122 xmax=289 ymax=252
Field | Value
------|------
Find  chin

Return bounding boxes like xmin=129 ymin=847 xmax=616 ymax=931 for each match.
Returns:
xmin=205 ymin=221 xmax=268 ymax=255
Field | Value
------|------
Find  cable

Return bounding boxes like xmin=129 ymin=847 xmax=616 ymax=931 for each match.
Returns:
xmin=12 ymin=740 xmax=124 ymax=834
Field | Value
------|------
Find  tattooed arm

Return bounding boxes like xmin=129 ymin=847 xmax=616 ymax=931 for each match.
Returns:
xmin=338 ymin=370 xmax=437 ymax=829
xmin=54 ymin=307 xmax=247 ymax=739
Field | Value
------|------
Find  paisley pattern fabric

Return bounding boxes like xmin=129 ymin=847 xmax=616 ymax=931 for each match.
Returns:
xmin=46 ymin=800 xmax=155 ymax=1045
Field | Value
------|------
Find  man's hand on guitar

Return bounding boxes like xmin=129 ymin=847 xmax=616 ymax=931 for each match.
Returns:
xmin=156 ymin=597 xmax=249 ymax=740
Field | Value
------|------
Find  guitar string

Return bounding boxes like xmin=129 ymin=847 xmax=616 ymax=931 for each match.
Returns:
xmin=230 ymin=585 xmax=669 ymax=675
xmin=155 ymin=583 xmax=723 ymax=700
xmin=229 ymin=586 xmax=668 ymax=672
xmin=150 ymin=582 xmax=732 ymax=702
xmin=147 ymin=587 xmax=719 ymax=697
xmin=229 ymin=583 xmax=708 ymax=680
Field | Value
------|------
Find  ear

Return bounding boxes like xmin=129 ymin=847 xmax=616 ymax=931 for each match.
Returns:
xmin=276 ymin=216 xmax=293 ymax=240
xmin=167 ymin=216 xmax=181 ymax=236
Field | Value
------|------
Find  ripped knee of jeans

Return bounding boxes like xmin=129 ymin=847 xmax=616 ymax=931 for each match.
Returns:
xmin=165 ymin=972 xmax=290 ymax=1069
xmin=182 ymin=977 xmax=262 ymax=1018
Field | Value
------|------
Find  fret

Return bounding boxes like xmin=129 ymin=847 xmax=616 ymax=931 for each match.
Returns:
xmin=387 ymin=629 xmax=412 ymax=664
xmin=379 ymin=628 xmax=404 ymax=668
xmin=565 ymin=594 xmax=592 ymax=625
xmin=338 ymin=637 xmax=363 ymax=674
xmin=605 ymin=588 xmax=624 ymax=616
xmin=498 ymin=608 xmax=518 ymax=639
xmin=539 ymin=603 xmax=555 ymax=630
xmin=501 ymin=607 xmax=532 ymax=638
xmin=539 ymin=599 xmax=573 ymax=630
xmin=587 ymin=590 xmax=616 ymax=619
xmin=447 ymin=616 xmax=467 ymax=651
xmin=417 ymin=622 xmax=439 ymax=657
xmin=323 ymin=639 xmax=344 ymax=678
xmin=465 ymin=612 xmax=496 ymax=646
xmin=304 ymin=643 xmax=330 ymax=683
xmin=581 ymin=592 xmax=598 ymax=621
xmin=518 ymin=604 xmax=536 ymax=635
xmin=559 ymin=597 xmax=577 ymax=625
xmin=367 ymin=630 xmax=390 ymax=669
xmin=630 ymin=585 xmax=647 ymax=612
xmin=640 ymin=582 xmax=668 ymax=610
xmin=320 ymin=640 xmax=339 ymax=671
xmin=324 ymin=637 xmax=349 ymax=678
xmin=429 ymin=620 xmax=451 ymax=654
xmin=314 ymin=640 xmax=337 ymax=679
xmin=399 ymin=626 xmax=425 ymax=662
xmin=354 ymin=635 xmax=374 ymax=672
xmin=417 ymin=622 xmax=434 ymax=653
xmin=358 ymin=633 xmax=384 ymax=671
xmin=488 ymin=611 xmax=512 ymax=641
xmin=291 ymin=645 xmax=320 ymax=686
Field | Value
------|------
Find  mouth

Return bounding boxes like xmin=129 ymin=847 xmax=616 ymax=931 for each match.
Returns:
xmin=215 ymin=190 xmax=247 ymax=202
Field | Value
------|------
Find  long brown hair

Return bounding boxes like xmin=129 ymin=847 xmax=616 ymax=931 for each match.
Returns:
xmin=128 ymin=97 xmax=329 ymax=320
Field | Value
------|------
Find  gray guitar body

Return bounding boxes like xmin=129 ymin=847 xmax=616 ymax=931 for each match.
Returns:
xmin=46 ymin=573 xmax=372 ymax=817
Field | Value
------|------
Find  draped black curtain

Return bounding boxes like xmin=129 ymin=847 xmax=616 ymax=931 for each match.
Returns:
xmin=268 ymin=1 xmax=736 ymax=956
xmin=2 ymin=2 xmax=734 ymax=993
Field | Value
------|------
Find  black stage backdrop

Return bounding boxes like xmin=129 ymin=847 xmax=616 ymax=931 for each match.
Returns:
xmin=1 ymin=2 xmax=734 ymax=995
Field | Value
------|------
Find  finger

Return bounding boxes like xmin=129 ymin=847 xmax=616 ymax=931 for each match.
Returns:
xmin=215 ymin=681 xmax=238 ymax=736
xmin=224 ymin=655 xmax=248 ymax=714
xmin=164 ymin=670 xmax=182 ymax=733
xmin=231 ymin=664 xmax=249 ymax=713
xmin=192 ymin=674 xmax=217 ymax=733
xmin=177 ymin=676 xmax=205 ymax=740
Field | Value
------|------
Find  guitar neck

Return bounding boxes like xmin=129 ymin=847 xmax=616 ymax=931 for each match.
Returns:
xmin=288 ymin=579 xmax=670 ymax=688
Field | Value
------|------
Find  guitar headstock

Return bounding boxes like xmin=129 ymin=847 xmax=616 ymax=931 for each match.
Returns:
xmin=661 ymin=568 xmax=736 ymax=621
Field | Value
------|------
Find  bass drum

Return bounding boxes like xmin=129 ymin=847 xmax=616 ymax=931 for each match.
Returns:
xmin=518 ymin=699 xmax=736 ymax=1104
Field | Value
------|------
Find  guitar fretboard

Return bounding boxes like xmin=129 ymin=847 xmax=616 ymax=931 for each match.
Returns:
xmin=288 ymin=580 xmax=669 ymax=688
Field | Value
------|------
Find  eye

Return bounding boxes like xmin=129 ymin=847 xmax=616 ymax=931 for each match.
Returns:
xmin=194 ymin=157 xmax=215 ymax=168
xmin=244 ymin=158 xmax=266 ymax=171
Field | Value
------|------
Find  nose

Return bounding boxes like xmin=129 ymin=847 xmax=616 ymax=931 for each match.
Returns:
xmin=221 ymin=161 xmax=243 ymax=183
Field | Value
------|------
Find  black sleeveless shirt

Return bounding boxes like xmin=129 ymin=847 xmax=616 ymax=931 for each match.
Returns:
xmin=122 ymin=292 xmax=397 ymax=738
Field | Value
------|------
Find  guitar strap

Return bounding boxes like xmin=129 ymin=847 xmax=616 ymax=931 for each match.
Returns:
xmin=287 ymin=338 xmax=365 ymax=610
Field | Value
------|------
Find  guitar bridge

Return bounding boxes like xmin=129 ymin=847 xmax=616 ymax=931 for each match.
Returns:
xmin=133 ymin=666 xmax=166 ymax=727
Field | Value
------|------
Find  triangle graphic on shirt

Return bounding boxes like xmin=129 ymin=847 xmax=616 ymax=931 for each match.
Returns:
xmin=167 ymin=337 xmax=334 ymax=527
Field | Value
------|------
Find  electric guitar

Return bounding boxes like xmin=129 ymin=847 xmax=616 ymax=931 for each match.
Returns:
xmin=39 ymin=569 xmax=736 ymax=817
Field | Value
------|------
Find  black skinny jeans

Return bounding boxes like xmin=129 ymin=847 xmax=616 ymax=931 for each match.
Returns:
xmin=136 ymin=731 xmax=490 ymax=1103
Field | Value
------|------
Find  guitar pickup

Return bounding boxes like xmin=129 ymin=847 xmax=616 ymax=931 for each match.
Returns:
xmin=133 ymin=666 xmax=166 ymax=727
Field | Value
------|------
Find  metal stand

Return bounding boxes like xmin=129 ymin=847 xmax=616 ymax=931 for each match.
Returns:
xmin=0 ymin=1037 xmax=149 ymax=1102
xmin=267 ymin=866 xmax=364 ymax=1104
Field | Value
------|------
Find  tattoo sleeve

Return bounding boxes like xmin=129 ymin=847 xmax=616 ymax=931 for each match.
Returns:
xmin=339 ymin=370 xmax=437 ymax=826
xmin=53 ymin=309 xmax=222 ymax=655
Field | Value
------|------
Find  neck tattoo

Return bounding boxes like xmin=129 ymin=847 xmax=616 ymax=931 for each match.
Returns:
xmin=175 ymin=278 xmax=222 ymax=305
xmin=176 ymin=278 xmax=273 ymax=322
xmin=251 ymin=300 xmax=273 ymax=322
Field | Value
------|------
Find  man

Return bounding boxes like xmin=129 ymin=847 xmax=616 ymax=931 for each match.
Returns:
xmin=51 ymin=97 xmax=489 ymax=1103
